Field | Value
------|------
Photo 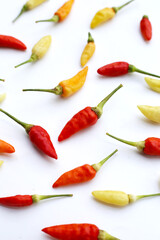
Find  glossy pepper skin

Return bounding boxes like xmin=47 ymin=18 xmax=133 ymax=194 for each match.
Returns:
xmin=81 ymin=33 xmax=95 ymax=67
xmin=15 ymin=35 xmax=51 ymax=68
xmin=97 ymin=61 xmax=160 ymax=78
xmin=58 ymin=84 xmax=123 ymax=142
xmin=23 ymin=67 xmax=88 ymax=98
xmin=90 ymin=0 xmax=134 ymax=29
xmin=53 ymin=150 xmax=117 ymax=188
xmin=0 ymin=35 xmax=26 ymax=50
xmin=106 ymin=132 xmax=160 ymax=156
xmin=42 ymin=223 xmax=119 ymax=240
xmin=0 ymin=108 xmax=57 ymax=159
xmin=36 ymin=0 xmax=74 ymax=23
xmin=138 ymin=105 xmax=160 ymax=123
xmin=13 ymin=0 xmax=47 ymax=22
xmin=140 ymin=15 xmax=152 ymax=41
xmin=92 ymin=190 xmax=160 ymax=207
xmin=0 ymin=139 xmax=15 ymax=153
xmin=145 ymin=77 xmax=160 ymax=93
xmin=0 ymin=194 xmax=73 ymax=207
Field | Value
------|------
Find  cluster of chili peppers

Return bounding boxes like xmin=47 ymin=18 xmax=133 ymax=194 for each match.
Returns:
xmin=0 ymin=0 xmax=159 ymax=240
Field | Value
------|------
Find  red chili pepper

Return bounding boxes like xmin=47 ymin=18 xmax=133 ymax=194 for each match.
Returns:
xmin=0 ymin=108 xmax=57 ymax=159
xmin=0 ymin=35 xmax=26 ymax=50
xmin=53 ymin=149 xmax=117 ymax=188
xmin=42 ymin=223 xmax=119 ymax=240
xmin=97 ymin=62 xmax=160 ymax=78
xmin=140 ymin=15 xmax=152 ymax=41
xmin=0 ymin=194 xmax=73 ymax=207
xmin=58 ymin=84 xmax=122 ymax=142
xmin=106 ymin=133 xmax=160 ymax=156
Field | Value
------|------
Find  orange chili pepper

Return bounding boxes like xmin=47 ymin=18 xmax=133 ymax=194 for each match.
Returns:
xmin=36 ymin=0 xmax=74 ymax=24
xmin=0 ymin=139 xmax=15 ymax=153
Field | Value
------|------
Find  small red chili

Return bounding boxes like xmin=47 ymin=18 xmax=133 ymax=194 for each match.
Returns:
xmin=0 ymin=108 xmax=57 ymax=159
xmin=0 ymin=35 xmax=26 ymax=50
xmin=0 ymin=194 xmax=73 ymax=207
xmin=58 ymin=84 xmax=122 ymax=142
xmin=97 ymin=62 xmax=160 ymax=78
xmin=140 ymin=15 xmax=152 ymax=41
xmin=53 ymin=149 xmax=117 ymax=188
xmin=42 ymin=223 xmax=119 ymax=240
xmin=106 ymin=133 xmax=160 ymax=156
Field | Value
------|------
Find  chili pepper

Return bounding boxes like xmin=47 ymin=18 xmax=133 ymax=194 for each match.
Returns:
xmin=53 ymin=149 xmax=118 ymax=188
xmin=58 ymin=84 xmax=122 ymax=142
xmin=140 ymin=15 xmax=152 ymax=41
xmin=0 ymin=194 xmax=72 ymax=207
xmin=13 ymin=0 xmax=47 ymax=22
xmin=0 ymin=139 xmax=15 ymax=153
xmin=145 ymin=77 xmax=160 ymax=93
xmin=90 ymin=0 xmax=134 ymax=29
xmin=23 ymin=67 xmax=88 ymax=98
xmin=97 ymin=62 xmax=160 ymax=78
xmin=0 ymin=35 xmax=26 ymax=50
xmin=0 ymin=161 xmax=3 ymax=167
xmin=0 ymin=108 xmax=57 ymax=159
xmin=138 ymin=105 xmax=160 ymax=123
xmin=106 ymin=132 xmax=160 ymax=156
xmin=81 ymin=33 xmax=95 ymax=67
xmin=36 ymin=0 xmax=74 ymax=24
xmin=92 ymin=190 xmax=160 ymax=207
xmin=0 ymin=93 xmax=6 ymax=103
xmin=42 ymin=223 xmax=119 ymax=240
xmin=15 ymin=35 xmax=51 ymax=68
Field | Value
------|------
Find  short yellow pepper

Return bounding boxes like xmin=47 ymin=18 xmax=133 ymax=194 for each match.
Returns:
xmin=145 ymin=77 xmax=160 ymax=93
xmin=81 ymin=33 xmax=95 ymax=67
xmin=138 ymin=105 xmax=160 ymax=123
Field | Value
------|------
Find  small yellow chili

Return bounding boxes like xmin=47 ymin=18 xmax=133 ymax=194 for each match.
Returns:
xmin=13 ymin=0 xmax=47 ymax=22
xmin=0 ymin=160 xmax=3 ymax=167
xmin=36 ymin=0 xmax=74 ymax=23
xmin=81 ymin=33 xmax=95 ymax=67
xmin=0 ymin=93 xmax=6 ymax=103
xmin=138 ymin=105 xmax=160 ymax=123
xmin=23 ymin=67 xmax=88 ymax=98
xmin=90 ymin=0 xmax=134 ymax=29
xmin=15 ymin=35 xmax=52 ymax=68
xmin=145 ymin=77 xmax=160 ymax=93
xmin=92 ymin=190 xmax=160 ymax=207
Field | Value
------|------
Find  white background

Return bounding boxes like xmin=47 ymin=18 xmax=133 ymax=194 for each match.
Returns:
xmin=0 ymin=0 xmax=160 ymax=239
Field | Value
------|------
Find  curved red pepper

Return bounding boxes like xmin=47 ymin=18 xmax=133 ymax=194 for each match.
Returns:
xmin=53 ymin=150 xmax=117 ymax=188
xmin=107 ymin=133 xmax=160 ymax=156
xmin=97 ymin=62 xmax=160 ymax=78
xmin=42 ymin=223 xmax=119 ymax=240
xmin=0 ymin=108 xmax=57 ymax=159
xmin=58 ymin=84 xmax=122 ymax=142
xmin=140 ymin=15 xmax=152 ymax=41
xmin=0 ymin=35 xmax=27 ymax=50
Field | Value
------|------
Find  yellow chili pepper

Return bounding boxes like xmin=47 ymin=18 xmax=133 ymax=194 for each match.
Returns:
xmin=90 ymin=0 xmax=134 ymax=29
xmin=15 ymin=35 xmax=51 ymax=68
xmin=138 ymin=105 xmax=160 ymax=123
xmin=92 ymin=190 xmax=160 ymax=207
xmin=81 ymin=33 xmax=95 ymax=67
xmin=23 ymin=67 xmax=88 ymax=98
xmin=13 ymin=0 xmax=47 ymax=22
xmin=0 ymin=160 xmax=3 ymax=167
xmin=145 ymin=77 xmax=160 ymax=93
xmin=36 ymin=0 xmax=74 ymax=23
xmin=0 ymin=93 xmax=6 ymax=103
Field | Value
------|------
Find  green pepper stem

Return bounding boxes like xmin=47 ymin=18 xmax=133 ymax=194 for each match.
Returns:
xmin=32 ymin=194 xmax=73 ymax=203
xmin=128 ymin=64 xmax=160 ymax=78
xmin=15 ymin=53 xmax=38 ymax=68
xmin=0 ymin=108 xmax=33 ymax=133
xmin=92 ymin=149 xmax=118 ymax=172
xmin=35 ymin=15 xmax=59 ymax=23
xmin=113 ymin=0 xmax=134 ymax=13
xmin=23 ymin=85 xmax=63 ymax=95
xmin=92 ymin=84 xmax=123 ymax=118
xmin=88 ymin=32 xmax=94 ymax=43
xmin=98 ymin=230 xmax=120 ymax=240
xmin=136 ymin=193 xmax=160 ymax=201
xmin=106 ymin=133 xmax=145 ymax=151
xmin=13 ymin=5 xmax=28 ymax=23
xmin=0 ymin=79 xmax=5 ymax=82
